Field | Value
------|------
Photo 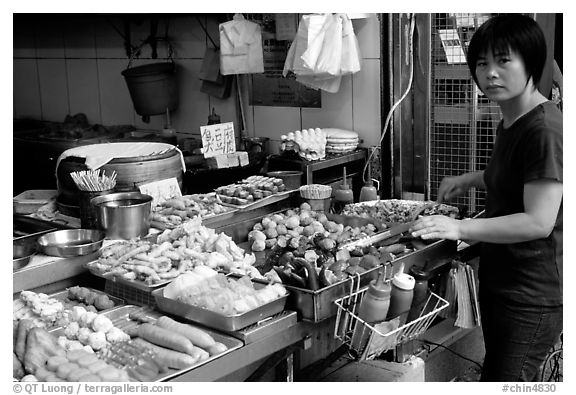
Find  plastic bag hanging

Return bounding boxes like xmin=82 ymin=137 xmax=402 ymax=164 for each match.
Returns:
xmin=303 ymin=13 xmax=343 ymax=76
xmin=340 ymin=14 xmax=362 ymax=75
xmin=283 ymin=13 xmax=362 ymax=93
xmin=219 ymin=14 xmax=264 ymax=75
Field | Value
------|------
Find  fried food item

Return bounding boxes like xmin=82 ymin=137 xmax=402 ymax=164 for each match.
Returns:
xmin=13 ymin=352 xmax=25 ymax=379
xmin=94 ymin=294 xmax=115 ymax=310
xmin=24 ymin=328 xmax=66 ymax=374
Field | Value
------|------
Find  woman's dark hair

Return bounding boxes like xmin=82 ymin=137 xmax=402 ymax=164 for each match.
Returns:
xmin=467 ymin=14 xmax=547 ymax=89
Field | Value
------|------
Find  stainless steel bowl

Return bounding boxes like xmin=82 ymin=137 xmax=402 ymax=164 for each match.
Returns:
xmin=91 ymin=192 xmax=153 ymax=239
xmin=13 ymin=241 xmax=37 ymax=271
xmin=37 ymin=229 xmax=105 ymax=258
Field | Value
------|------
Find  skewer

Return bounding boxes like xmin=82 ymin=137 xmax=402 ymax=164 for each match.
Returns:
xmin=70 ymin=169 xmax=117 ymax=192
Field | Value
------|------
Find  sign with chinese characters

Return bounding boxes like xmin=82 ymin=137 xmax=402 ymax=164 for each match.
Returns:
xmin=200 ymin=122 xmax=236 ymax=158
xmin=139 ymin=178 xmax=182 ymax=207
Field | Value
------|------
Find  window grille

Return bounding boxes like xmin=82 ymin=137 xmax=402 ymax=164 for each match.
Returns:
xmin=429 ymin=13 xmax=500 ymax=216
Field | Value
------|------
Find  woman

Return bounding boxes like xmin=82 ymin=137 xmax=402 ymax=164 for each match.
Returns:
xmin=411 ymin=14 xmax=562 ymax=382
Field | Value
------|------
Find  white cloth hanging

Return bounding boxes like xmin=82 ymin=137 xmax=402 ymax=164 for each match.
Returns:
xmin=219 ymin=14 xmax=264 ymax=75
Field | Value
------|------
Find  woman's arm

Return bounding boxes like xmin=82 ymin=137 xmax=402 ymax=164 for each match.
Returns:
xmin=437 ymin=171 xmax=485 ymax=203
xmin=412 ymin=179 xmax=562 ymax=243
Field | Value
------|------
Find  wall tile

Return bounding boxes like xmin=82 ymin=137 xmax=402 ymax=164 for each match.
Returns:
xmin=353 ymin=14 xmax=381 ymax=59
xmin=301 ymin=75 xmax=353 ymax=131
xmin=209 ymin=81 xmax=239 ymax=140
xmin=37 ymin=59 xmax=69 ymax=122
xmin=67 ymin=59 xmax=101 ymax=124
xmin=171 ymin=59 xmax=209 ymax=135
xmin=64 ymin=16 xmax=97 ymax=59
xmin=94 ymin=16 xmax=128 ymax=59
xmin=13 ymin=17 xmax=36 ymax=58
xmin=253 ymin=106 xmax=301 ymax=140
xmin=97 ymin=59 xmax=134 ymax=125
xmin=13 ymin=59 xmax=42 ymax=119
xmin=35 ymin=16 xmax=66 ymax=58
xmin=171 ymin=15 xmax=207 ymax=59
xmin=352 ymin=59 xmax=382 ymax=147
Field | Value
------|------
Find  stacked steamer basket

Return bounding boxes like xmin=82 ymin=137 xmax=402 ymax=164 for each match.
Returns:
xmin=324 ymin=129 xmax=359 ymax=155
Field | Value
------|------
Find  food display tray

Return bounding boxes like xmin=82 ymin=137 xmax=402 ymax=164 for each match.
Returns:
xmin=277 ymin=264 xmax=381 ymax=323
xmin=151 ymin=285 xmax=288 ymax=332
xmin=49 ymin=288 xmax=124 ymax=312
xmin=256 ymin=237 xmax=457 ymax=323
xmin=53 ymin=305 xmax=243 ymax=382
xmin=217 ymin=189 xmax=293 ymax=211
xmin=85 ymin=261 xmax=172 ymax=291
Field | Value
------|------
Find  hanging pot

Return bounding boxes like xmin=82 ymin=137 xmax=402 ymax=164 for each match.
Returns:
xmin=121 ymin=43 xmax=179 ymax=118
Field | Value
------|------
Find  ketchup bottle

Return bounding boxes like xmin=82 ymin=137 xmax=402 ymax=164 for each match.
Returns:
xmin=350 ymin=268 xmax=391 ymax=352
xmin=334 ymin=166 xmax=354 ymax=213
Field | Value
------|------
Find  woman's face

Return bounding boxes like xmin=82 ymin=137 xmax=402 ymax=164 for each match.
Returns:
xmin=475 ymin=47 xmax=531 ymax=103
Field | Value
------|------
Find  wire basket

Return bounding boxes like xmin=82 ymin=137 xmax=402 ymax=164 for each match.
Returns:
xmin=333 ymin=284 xmax=449 ymax=360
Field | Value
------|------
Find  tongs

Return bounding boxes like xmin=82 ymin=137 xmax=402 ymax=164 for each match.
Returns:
xmin=344 ymin=202 xmax=435 ymax=249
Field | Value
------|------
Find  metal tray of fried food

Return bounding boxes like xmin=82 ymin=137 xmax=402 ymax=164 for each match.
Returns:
xmin=102 ymin=305 xmax=244 ymax=381
xmin=49 ymin=287 xmax=124 ymax=312
xmin=152 ymin=282 xmax=289 ymax=332
xmin=342 ymin=199 xmax=460 ymax=224
xmin=84 ymin=260 xmax=172 ymax=291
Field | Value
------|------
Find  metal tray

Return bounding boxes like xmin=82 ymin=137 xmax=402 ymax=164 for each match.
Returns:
xmin=217 ymin=189 xmax=293 ymax=211
xmin=105 ymin=305 xmax=243 ymax=381
xmin=85 ymin=261 xmax=172 ymax=291
xmin=49 ymin=288 xmax=124 ymax=312
xmin=277 ymin=264 xmax=381 ymax=323
xmin=260 ymin=238 xmax=457 ymax=323
xmin=152 ymin=283 xmax=288 ymax=332
xmin=52 ymin=305 xmax=243 ymax=382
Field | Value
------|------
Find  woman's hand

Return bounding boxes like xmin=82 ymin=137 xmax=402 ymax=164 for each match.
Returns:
xmin=410 ymin=215 xmax=461 ymax=241
xmin=436 ymin=171 xmax=484 ymax=203
xmin=437 ymin=176 xmax=469 ymax=203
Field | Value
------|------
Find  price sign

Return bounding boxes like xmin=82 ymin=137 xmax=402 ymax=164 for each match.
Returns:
xmin=139 ymin=178 xmax=182 ymax=207
xmin=200 ymin=122 xmax=236 ymax=158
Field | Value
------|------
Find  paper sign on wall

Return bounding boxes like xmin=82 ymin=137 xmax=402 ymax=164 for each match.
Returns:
xmin=200 ymin=122 xmax=236 ymax=158
xmin=438 ymin=29 xmax=467 ymax=64
xmin=139 ymin=178 xmax=182 ymax=207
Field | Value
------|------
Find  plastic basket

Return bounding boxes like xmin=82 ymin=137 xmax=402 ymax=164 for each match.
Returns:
xmin=333 ymin=284 xmax=449 ymax=360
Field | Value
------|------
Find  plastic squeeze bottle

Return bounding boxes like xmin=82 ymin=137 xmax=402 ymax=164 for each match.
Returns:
xmin=386 ymin=269 xmax=416 ymax=325
xmin=359 ymin=163 xmax=378 ymax=202
xmin=350 ymin=268 xmax=391 ymax=352
xmin=406 ymin=266 xmax=431 ymax=323
xmin=334 ymin=166 xmax=354 ymax=213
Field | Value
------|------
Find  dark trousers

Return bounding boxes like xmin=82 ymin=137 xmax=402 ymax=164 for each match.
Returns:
xmin=479 ymin=291 xmax=563 ymax=381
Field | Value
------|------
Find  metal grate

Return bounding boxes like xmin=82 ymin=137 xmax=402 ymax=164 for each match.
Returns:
xmin=429 ymin=13 xmax=501 ymax=216
xmin=105 ymin=280 xmax=157 ymax=308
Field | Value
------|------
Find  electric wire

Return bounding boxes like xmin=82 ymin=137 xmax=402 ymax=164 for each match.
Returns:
xmin=420 ymin=339 xmax=483 ymax=369
xmin=363 ymin=14 xmax=416 ymax=183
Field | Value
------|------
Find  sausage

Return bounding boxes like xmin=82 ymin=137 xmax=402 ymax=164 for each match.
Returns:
xmin=155 ymin=316 xmax=216 ymax=350
xmin=132 ymin=338 xmax=199 ymax=370
xmin=137 ymin=323 xmax=195 ymax=355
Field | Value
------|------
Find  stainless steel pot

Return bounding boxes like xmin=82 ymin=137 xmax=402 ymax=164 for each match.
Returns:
xmin=91 ymin=192 xmax=153 ymax=239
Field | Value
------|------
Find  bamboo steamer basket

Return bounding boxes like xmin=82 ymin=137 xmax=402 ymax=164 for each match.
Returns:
xmin=56 ymin=146 xmax=183 ymax=216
